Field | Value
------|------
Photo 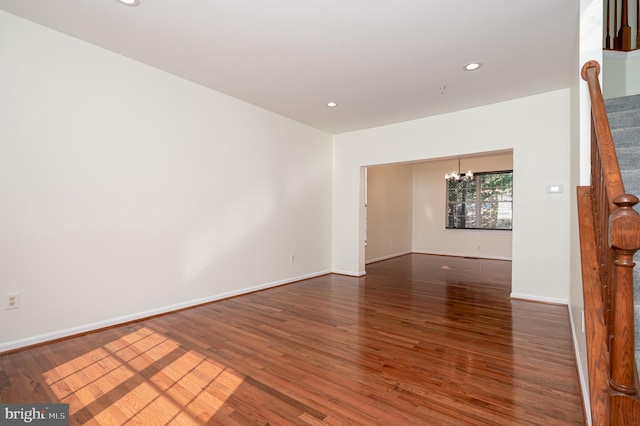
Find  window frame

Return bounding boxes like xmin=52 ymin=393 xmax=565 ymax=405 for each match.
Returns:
xmin=445 ymin=169 xmax=513 ymax=231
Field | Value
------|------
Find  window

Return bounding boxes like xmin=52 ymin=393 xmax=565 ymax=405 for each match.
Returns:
xmin=446 ymin=171 xmax=513 ymax=230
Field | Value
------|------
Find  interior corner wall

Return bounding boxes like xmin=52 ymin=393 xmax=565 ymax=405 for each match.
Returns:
xmin=364 ymin=163 xmax=413 ymax=263
xmin=412 ymin=152 xmax=513 ymax=260
xmin=333 ymin=89 xmax=572 ymax=303
xmin=0 ymin=11 xmax=333 ymax=350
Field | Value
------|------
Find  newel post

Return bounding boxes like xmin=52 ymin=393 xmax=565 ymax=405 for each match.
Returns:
xmin=609 ymin=193 xmax=640 ymax=394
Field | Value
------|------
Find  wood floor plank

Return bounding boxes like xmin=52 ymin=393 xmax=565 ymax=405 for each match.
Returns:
xmin=0 ymin=254 xmax=584 ymax=425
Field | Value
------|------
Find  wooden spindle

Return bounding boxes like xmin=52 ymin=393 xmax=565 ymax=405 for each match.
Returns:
xmin=637 ymin=0 xmax=639 ymax=49
xmin=615 ymin=0 xmax=620 ymax=49
xmin=618 ymin=0 xmax=633 ymax=50
xmin=606 ymin=0 xmax=612 ymax=49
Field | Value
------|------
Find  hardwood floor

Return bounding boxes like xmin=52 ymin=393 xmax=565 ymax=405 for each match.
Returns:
xmin=0 ymin=254 xmax=584 ymax=425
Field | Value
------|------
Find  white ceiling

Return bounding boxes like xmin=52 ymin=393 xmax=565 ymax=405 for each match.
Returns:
xmin=0 ymin=0 xmax=580 ymax=134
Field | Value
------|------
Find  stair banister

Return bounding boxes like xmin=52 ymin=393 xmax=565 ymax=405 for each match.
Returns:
xmin=607 ymin=0 xmax=637 ymax=51
xmin=581 ymin=60 xmax=640 ymax=398
xmin=581 ymin=61 xmax=625 ymax=208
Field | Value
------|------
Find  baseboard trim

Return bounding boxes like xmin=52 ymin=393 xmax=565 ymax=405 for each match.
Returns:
xmin=331 ymin=269 xmax=366 ymax=277
xmin=412 ymin=250 xmax=512 ymax=261
xmin=510 ymin=292 xmax=569 ymax=305
xmin=365 ymin=251 xmax=412 ymax=265
xmin=0 ymin=269 xmax=332 ymax=354
xmin=603 ymin=49 xmax=640 ymax=60
xmin=567 ymin=304 xmax=592 ymax=426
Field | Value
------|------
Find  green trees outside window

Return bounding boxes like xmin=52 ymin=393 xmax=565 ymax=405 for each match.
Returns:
xmin=446 ymin=171 xmax=513 ymax=230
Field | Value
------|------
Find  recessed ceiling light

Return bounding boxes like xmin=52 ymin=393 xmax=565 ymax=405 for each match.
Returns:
xmin=463 ymin=62 xmax=482 ymax=71
xmin=327 ymin=102 xmax=338 ymax=108
xmin=117 ymin=0 xmax=140 ymax=6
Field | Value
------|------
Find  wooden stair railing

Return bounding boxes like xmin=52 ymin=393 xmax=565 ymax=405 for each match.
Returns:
xmin=605 ymin=0 xmax=638 ymax=51
xmin=580 ymin=61 xmax=640 ymax=425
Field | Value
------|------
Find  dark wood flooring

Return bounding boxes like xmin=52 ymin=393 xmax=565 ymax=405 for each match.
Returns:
xmin=0 ymin=254 xmax=585 ymax=425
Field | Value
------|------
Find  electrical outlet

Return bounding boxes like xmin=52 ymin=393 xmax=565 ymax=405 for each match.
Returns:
xmin=4 ymin=292 xmax=19 ymax=310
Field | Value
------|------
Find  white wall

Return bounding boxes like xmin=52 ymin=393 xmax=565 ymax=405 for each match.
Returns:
xmin=333 ymin=89 xmax=572 ymax=303
xmin=365 ymin=163 xmax=413 ymax=263
xmin=603 ymin=50 xmax=640 ymax=98
xmin=0 ymin=11 xmax=333 ymax=351
xmin=412 ymin=152 xmax=513 ymax=260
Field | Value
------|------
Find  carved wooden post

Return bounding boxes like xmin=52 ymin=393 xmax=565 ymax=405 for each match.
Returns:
xmin=609 ymin=194 xmax=640 ymax=394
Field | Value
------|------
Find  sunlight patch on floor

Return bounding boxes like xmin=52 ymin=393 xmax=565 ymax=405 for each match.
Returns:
xmin=42 ymin=327 xmax=243 ymax=424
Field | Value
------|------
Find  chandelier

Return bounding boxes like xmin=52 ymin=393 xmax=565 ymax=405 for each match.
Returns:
xmin=445 ymin=157 xmax=473 ymax=182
